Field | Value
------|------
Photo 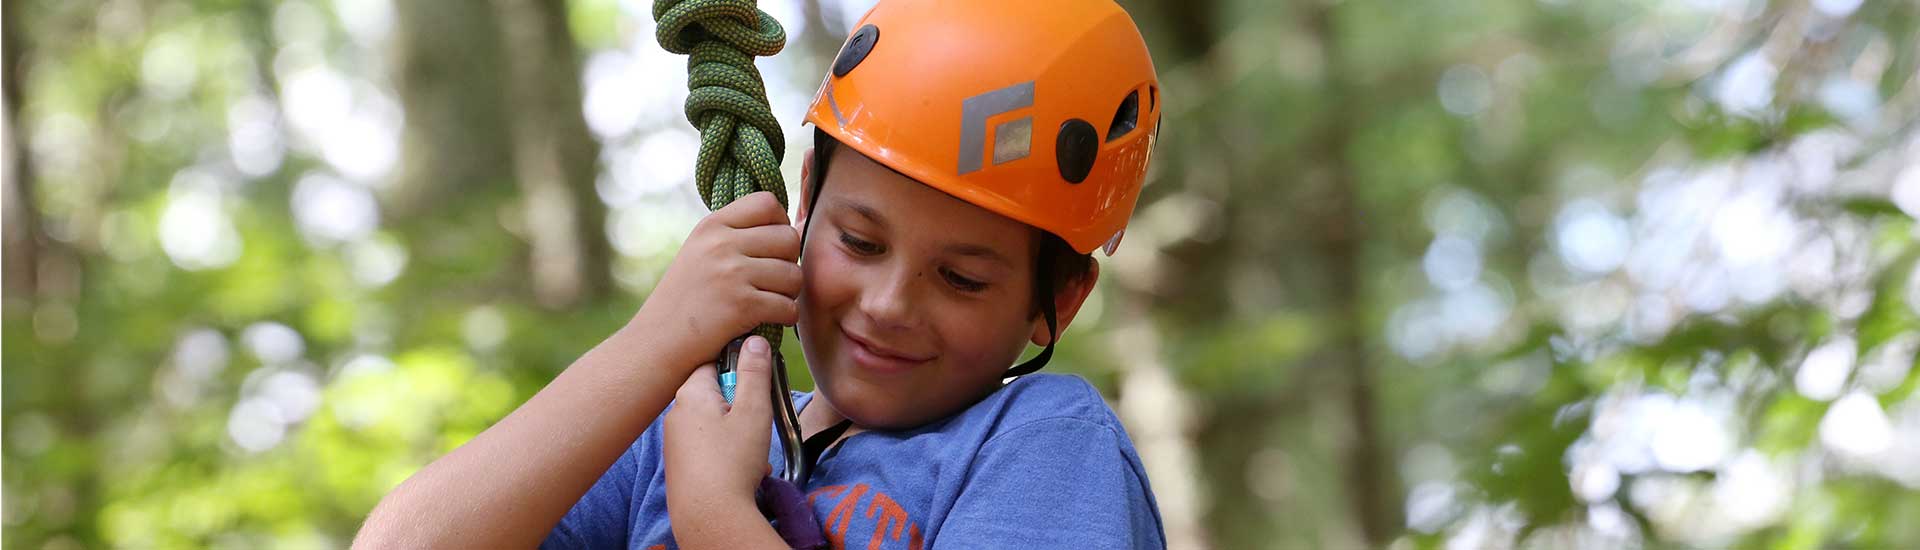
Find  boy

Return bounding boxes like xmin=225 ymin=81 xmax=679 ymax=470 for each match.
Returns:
xmin=355 ymin=0 xmax=1164 ymax=547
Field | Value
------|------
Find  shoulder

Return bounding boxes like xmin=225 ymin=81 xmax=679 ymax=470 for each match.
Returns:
xmin=991 ymin=373 xmax=1112 ymax=416
xmin=967 ymin=373 xmax=1130 ymax=447
xmin=932 ymin=375 xmax=1168 ymax=548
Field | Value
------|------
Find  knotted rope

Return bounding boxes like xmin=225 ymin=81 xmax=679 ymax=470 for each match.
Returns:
xmin=653 ymin=0 xmax=790 ymax=351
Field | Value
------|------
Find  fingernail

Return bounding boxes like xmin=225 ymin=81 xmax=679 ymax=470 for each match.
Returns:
xmin=746 ymin=336 xmax=769 ymax=354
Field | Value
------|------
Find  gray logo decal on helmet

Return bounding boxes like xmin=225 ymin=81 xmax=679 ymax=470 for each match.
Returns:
xmin=957 ymin=81 xmax=1035 ymax=175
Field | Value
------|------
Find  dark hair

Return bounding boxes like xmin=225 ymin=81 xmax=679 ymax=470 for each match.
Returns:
xmin=807 ymin=129 xmax=1094 ymax=318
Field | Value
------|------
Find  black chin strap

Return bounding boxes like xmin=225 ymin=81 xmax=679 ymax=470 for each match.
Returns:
xmin=791 ymin=137 xmax=851 ymax=486
xmin=799 ymin=418 xmax=854 ymax=483
xmin=1003 ymin=221 xmax=1059 ymax=380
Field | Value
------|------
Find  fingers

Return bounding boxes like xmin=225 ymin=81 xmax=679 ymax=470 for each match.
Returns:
xmin=748 ymin=290 xmax=800 ymax=326
xmin=726 ymin=336 xmax=775 ymax=423
xmin=734 ymin=224 xmax=802 ymax=261
xmin=744 ymin=258 xmax=803 ymax=299
xmin=675 ymin=364 xmax=726 ymax=412
xmin=709 ymin=192 xmax=791 ymax=229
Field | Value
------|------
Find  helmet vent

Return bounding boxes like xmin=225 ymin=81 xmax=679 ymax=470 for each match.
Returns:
xmin=833 ymin=25 xmax=880 ymax=77
xmin=1057 ymin=119 xmax=1099 ymax=184
xmin=1107 ymin=90 xmax=1140 ymax=143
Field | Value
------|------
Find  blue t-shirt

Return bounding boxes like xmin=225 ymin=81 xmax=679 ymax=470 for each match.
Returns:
xmin=542 ymin=373 xmax=1166 ymax=549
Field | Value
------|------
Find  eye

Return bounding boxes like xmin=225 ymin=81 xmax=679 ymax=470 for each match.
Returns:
xmin=940 ymin=268 xmax=989 ymax=292
xmin=839 ymin=232 xmax=883 ymax=256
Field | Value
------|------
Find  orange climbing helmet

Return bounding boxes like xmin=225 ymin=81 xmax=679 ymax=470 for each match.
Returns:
xmin=804 ymin=0 xmax=1161 ymax=255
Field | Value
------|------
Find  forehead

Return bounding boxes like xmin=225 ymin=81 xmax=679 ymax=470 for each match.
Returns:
xmin=821 ymin=146 xmax=1035 ymax=254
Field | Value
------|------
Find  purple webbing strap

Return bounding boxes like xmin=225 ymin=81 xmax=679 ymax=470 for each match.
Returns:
xmin=757 ymin=476 xmax=826 ymax=549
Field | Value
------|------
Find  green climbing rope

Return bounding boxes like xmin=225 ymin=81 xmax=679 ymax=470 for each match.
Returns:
xmin=653 ymin=0 xmax=790 ymax=346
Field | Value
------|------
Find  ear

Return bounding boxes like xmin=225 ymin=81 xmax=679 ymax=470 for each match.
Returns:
xmin=1030 ymin=261 xmax=1100 ymax=347
xmin=795 ymin=146 xmax=816 ymax=230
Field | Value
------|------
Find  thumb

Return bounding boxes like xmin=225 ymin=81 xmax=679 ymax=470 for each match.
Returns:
xmin=728 ymin=335 xmax=775 ymax=423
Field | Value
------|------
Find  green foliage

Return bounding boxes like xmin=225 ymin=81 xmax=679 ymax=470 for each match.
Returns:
xmin=7 ymin=0 xmax=1920 ymax=548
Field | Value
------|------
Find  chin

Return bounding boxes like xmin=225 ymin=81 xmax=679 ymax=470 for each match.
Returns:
xmin=814 ymin=370 xmax=927 ymax=430
xmin=796 ymin=324 xmax=1010 ymax=430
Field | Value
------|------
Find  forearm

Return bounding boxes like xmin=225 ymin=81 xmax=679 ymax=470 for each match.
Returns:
xmin=669 ymin=495 xmax=787 ymax=550
xmin=355 ymin=324 xmax=692 ymax=549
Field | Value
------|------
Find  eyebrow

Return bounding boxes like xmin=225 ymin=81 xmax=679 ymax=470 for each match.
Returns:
xmin=946 ymin=242 xmax=1013 ymax=268
xmin=832 ymin=199 xmax=1013 ymax=268
xmin=839 ymin=201 xmax=888 ymax=228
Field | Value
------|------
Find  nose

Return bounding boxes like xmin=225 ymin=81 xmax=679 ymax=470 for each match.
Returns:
xmin=858 ymin=263 xmax=921 ymax=331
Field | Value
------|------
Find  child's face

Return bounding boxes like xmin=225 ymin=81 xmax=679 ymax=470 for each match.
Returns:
xmin=795 ymin=146 xmax=1048 ymax=429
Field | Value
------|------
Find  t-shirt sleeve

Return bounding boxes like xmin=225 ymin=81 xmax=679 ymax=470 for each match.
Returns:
xmin=541 ymin=428 xmax=653 ymax=549
xmin=934 ymin=417 xmax=1165 ymax=550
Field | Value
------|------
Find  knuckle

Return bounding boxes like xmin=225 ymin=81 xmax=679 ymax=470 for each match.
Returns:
xmin=688 ymin=233 xmax=720 ymax=256
xmin=757 ymin=195 xmax=791 ymax=222
xmin=718 ymin=257 xmax=743 ymax=279
xmin=675 ymin=375 xmax=708 ymax=402
xmin=777 ymin=300 xmax=799 ymax=324
xmin=780 ymin=228 xmax=802 ymax=253
xmin=704 ymin=226 xmax=735 ymax=248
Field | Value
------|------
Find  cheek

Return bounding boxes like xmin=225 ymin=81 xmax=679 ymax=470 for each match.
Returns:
xmin=930 ymin=301 xmax=1035 ymax=376
xmin=798 ymin=239 xmax=857 ymax=310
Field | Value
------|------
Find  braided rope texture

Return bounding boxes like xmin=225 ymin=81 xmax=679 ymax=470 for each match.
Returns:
xmin=653 ymin=0 xmax=790 ymax=345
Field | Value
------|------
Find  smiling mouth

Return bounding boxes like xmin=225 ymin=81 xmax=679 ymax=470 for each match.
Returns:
xmin=842 ymin=330 xmax=933 ymax=372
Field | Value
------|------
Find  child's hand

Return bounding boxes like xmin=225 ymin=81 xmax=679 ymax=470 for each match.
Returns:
xmin=663 ymin=336 xmax=777 ymax=521
xmin=631 ymin=192 xmax=801 ymax=374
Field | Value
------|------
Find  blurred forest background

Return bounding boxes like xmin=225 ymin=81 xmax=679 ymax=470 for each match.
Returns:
xmin=5 ymin=0 xmax=1920 ymax=548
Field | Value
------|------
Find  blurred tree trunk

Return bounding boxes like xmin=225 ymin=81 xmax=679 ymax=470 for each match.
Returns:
xmin=6 ymin=7 xmax=106 ymax=544
xmin=1302 ymin=3 xmax=1400 ymax=545
xmin=1126 ymin=0 xmax=1403 ymax=545
xmin=4 ymin=1 xmax=39 ymax=301
xmin=391 ymin=0 xmax=610 ymax=308
xmin=494 ymin=0 xmax=609 ymax=308
xmin=390 ymin=1 xmax=515 ymax=219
